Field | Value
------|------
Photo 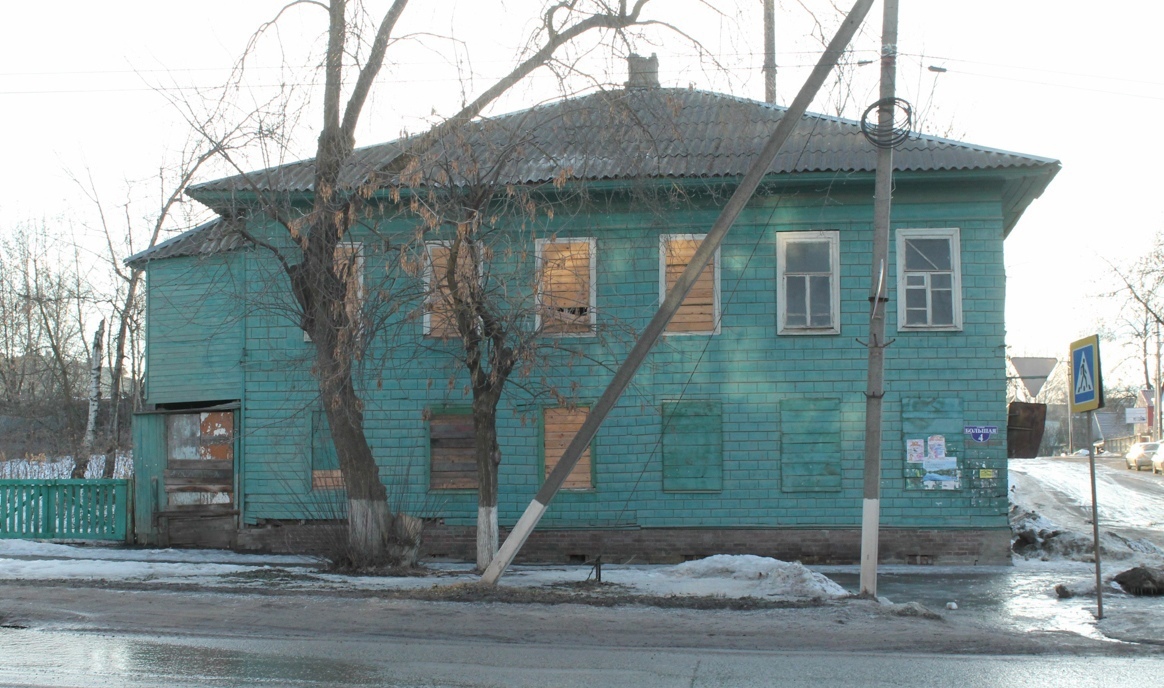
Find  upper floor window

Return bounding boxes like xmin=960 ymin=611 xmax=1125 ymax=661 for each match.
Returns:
xmin=423 ymin=241 xmax=480 ymax=339
xmin=306 ymin=242 xmax=363 ymax=342
xmin=535 ymin=237 xmax=596 ymax=335
xmin=660 ymin=234 xmax=720 ymax=335
xmin=777 ymin=231 xmax=840 ymax=335
xmin=896 ymin=228 xmax=962 ymax=330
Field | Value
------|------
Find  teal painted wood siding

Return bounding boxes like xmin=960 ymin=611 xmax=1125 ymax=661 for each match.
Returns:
xmin=780 ymin=398 xmax=842 ymax=492
xmin=145 ymin=255 xmax=244 ymax=404
xmin=662 ymin=400 xmax=723 ymax=492
xmin=141 ymin=177 xmax=1014 ymax=533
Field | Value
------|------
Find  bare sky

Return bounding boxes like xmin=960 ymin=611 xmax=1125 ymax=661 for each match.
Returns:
xmin=1 ymin=1 xmax=1159 ymax=382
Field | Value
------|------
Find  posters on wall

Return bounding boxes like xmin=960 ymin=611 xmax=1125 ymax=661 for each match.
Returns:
xmin=903 ymin=433 xmax=961 ymax=490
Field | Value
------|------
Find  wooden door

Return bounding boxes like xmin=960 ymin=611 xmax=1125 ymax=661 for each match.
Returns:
xmin=162 ymin=411 xmax=237 ymax=547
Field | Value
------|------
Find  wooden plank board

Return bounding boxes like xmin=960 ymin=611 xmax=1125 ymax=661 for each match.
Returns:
xmin=544 ymin=406 xmax=592 ymax=489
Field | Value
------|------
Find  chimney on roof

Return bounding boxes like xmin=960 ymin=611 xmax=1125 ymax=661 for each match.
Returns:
xmin=626 ymin=53 xmax=659 ymax=89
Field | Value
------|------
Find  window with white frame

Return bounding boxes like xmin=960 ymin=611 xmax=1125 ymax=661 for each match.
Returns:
xmin=777 ymin=231 xmax=840 ymax=335
xmin=659 ymin=234 xmax=719 ymax=334
xmin=896 ymin=228 xmax=962 ymax=330
xmin=535 ymin=237 xmax=596 ymax=335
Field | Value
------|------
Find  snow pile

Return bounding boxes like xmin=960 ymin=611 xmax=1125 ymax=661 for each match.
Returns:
xmin=1008 ymin=460 xmax=1164 ymax=564
xmin=634 ymin=554 xmax=848 ymax=600
xmin=0 ymin=453 xmax=133 ymax=479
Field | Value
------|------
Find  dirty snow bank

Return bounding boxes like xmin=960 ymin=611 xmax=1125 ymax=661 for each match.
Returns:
xmin=0 ymin=541 xmax=846 ymax=601
xmin=1009 ymin=460 xmax=1164 ymax=564
xmin=624 ymin=554 xmax=848 ymax=600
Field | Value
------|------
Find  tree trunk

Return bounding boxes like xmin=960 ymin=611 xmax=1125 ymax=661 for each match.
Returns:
xmin=103 ymin=270 xmax=142 ymax=478
xmin=473 ymin=392 xmax=502 ymax=570
xmin=73 ymin=319 xmax=105 ymax=479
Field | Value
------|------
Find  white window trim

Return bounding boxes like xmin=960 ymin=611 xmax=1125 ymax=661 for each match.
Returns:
xmin=658 ymin=233 xmax=721 ymax=336
xmin=534 ymin=236 xmax=597 ymax=337
xmin=305 ymin=241 xmax=363 ymax=342
xmin=776 ymin=230 xmax=841 ymax=335
xmin=895 ymin=227 xmax=963 ymax=331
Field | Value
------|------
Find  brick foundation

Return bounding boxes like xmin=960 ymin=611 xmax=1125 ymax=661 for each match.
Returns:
xmin=237 ymin=521 xmax=1012 ymax=565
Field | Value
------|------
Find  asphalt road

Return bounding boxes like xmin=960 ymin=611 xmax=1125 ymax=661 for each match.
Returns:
xmin=4 ymin=625 xmax=1164 ymax=688
xmin=2 ymin=579 xmax=1162 ymax=687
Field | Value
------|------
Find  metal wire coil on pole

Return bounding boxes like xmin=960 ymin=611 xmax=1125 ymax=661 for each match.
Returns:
xmin=860 ymin=97 xmax=912 ymax=149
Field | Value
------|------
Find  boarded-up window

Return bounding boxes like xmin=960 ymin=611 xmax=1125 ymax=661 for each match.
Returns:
xmin=660 ymin=235 xmax=718 ymax=334
xmin=430 ymin=411 xmax=477 ymax=490
xmin=780 ymin=398 xmax=841 ymax=492
xmin=543 ymin=406 xmax=593 ymax=489
xmin=661 ymin=400 xmax=722 ymax=492
xmin=424 ymin=242 xmax=479 ymax=338
xmin=311 ymin=411 xmax=344 ymax=490
xmin=537 ymin=238 xmax=595 ymax=335
xmin=303 ymin=242 xmax=364 ymax=342
xmin=901 ymin=398 xmax=964 ymax=490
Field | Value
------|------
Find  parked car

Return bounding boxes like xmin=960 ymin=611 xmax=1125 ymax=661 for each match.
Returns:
xmin=1154 ymin=451 xmax=1164 ymax=475
xmin=1126 ymin=442 xmax=1159 ymax=471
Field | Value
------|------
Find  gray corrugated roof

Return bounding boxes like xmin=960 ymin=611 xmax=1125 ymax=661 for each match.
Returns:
xmin=188 ymin=87 xmax=1058 ymax=199
xmin=125 ymin=217 xmax=250 ymax=266
xmin=146 ymin=87 xmax=1056 ymax=267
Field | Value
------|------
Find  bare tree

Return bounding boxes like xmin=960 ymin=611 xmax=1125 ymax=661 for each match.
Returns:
xmin=198 ymin=0 xmax=668 ymax=568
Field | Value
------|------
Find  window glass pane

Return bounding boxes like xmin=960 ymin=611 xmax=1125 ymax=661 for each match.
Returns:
xmin=787 ymin=240 xmax=830 ymax=273
xmin=931 ymin=290 xmax=954 ymax=325
xmin=905 ymin=286 xmax=927 ymax=309
xmin=905 ymin=274 xmax=926 ymax=287
xmin=808 ymin=275 xmax=832 ymax=327
xmin=905 ymin=307 xmax=928 ymax=326
xmin=785 ymin=275 xmax=807 ymax=327
xmin=931 ymin=273 xmax=952 ymax=289
xmin=904 ymin=238 xmax=951 ymax=271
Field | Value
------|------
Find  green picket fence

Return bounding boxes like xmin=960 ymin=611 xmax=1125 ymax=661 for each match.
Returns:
xmin=0 ymin=479 xmax=132 ymax=541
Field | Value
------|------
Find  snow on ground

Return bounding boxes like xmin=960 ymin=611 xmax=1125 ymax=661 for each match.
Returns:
xmin=1009 ymin=457 xmax=1164 ymax=563
xmin=1011 ymin=457 xmax=1164 ymax=532
xmin=0 ymin=540 xmax=846 ymax=600
xmin=0 ymin=454 xmax=132 ymax=479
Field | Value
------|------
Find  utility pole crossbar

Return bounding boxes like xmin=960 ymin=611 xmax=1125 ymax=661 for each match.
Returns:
xmin=481 ymin=0 xmax=876 ymax=586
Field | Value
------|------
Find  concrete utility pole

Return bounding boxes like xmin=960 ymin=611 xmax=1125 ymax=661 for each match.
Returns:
xmin=858 ymin=0 xmax=900 ymax=597
xmin=481 ymin=0 xmax=877 ymax=586
xmin=764 ymin=0 xmax=777 ymax=103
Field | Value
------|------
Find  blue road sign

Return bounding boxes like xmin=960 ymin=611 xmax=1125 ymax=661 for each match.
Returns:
xmin=1069 ymin=335 xmax=1103 ymax=413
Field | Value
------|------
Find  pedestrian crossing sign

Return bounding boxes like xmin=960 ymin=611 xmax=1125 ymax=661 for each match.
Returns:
xmin=1069 ymin=335 xmax=1103 ymax=413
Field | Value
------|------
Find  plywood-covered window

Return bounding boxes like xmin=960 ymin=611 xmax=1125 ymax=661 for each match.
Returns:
xmin=424 ymin=242 xmax=479 ymax=339
xmin=536 ymin=238 xmax=596 ymax=335
xmin=777 ymin=231 xmax=840 ymax=335
xmin=304 ymin=242 xmax=364 ymax=342
xmin=661 ymin=400 xmax=723 ymax=492
xmin=660 ymin=234 xmax=719 ymax=334
xmin=429 ymin=411 xmax=477 ymax=490
xmin=311 ymin=410 xmax=344 ymax=490
xmin=780 ymin=398 xmax=841 ymax=492
xmin=543 ymin=406 xmax=593 ymax=490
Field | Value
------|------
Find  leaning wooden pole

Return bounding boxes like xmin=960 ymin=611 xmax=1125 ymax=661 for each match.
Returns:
xmin=482 ymin=0 xmax=876 ymax=585
xmin=859 ymin=0 xmax=900 ymax=597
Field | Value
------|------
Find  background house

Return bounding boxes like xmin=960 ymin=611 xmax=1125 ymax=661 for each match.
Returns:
xmin=129 ymin=73 xmax=1058 ymax=564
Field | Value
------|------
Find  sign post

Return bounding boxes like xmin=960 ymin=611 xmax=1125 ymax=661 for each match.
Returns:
xmin=1069 ymin=335 xmax=1104 ymax=619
